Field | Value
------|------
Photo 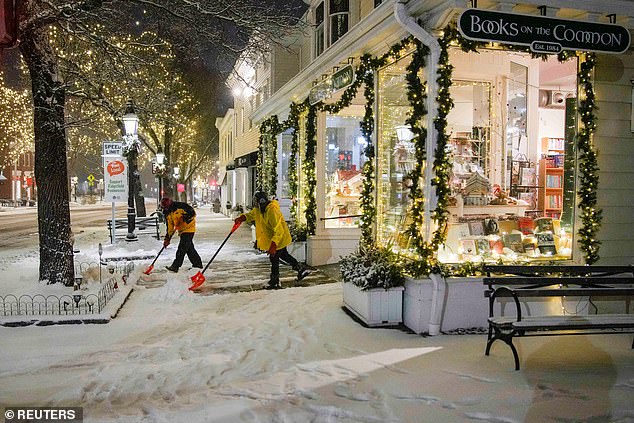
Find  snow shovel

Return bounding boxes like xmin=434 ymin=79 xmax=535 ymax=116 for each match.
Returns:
xmin=143 ymin=245 xmax=166 ymax=275
xmin=189 ymin=221 xmax=242 ymax=290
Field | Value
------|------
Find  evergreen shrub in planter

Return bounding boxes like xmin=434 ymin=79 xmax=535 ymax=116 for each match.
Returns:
xmin=340 ymin=246 xmax=405 ymax=326
xmin=340 ymin=246 xmax=405 ymax=290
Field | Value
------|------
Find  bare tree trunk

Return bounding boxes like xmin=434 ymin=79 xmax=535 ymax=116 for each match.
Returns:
xmin=20 ymin=27 xmax=74 ymax=285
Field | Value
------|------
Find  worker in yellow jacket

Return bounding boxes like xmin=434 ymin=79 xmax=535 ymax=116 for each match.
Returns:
xmin=160 ymin=197 xmax=203 ymax=272
xmin=235 ymin=191 xmax=310 ymax=289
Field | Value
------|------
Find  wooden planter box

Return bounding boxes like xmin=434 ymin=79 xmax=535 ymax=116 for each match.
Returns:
xmin=342 ymin=282 xmax=404 ymax=327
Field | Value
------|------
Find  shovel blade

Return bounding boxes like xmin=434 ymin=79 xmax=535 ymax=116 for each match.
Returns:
xmin=143 ymin=265 xmax=154 ymax=275
xmin=189 ymin=272 xmax=205 ymax=290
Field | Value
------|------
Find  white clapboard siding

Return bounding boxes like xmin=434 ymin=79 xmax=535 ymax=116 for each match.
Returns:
xmin=299 ymin=33 xmax=311 ymax=72
xmin=600 ymin=206 xmax=634 ymax=224
xmin=597 ymin=189 xmax=634 ymax=207
xmin=360 ymin=0 xmax=374 ymax=19
xmin=593 ymin=51 xmax=634 ymax=264
xmin=593 ymin=135 xmax=634 ymax=153
xmin=596 ymin=240 xmax=634 ymax=261
xmin=272 ymin=46 xmax=301 ymax=93
xmin=234 ymin=128 xmax=260 ymax=159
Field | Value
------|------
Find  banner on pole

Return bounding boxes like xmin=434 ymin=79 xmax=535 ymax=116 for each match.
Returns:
xmin=104 ymin=157 xmax=128 ymax=202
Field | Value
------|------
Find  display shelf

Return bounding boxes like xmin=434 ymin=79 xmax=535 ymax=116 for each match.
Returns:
xmin=538 ymin=137 xmax=567 ymax=217
xmin=448 ymin=127 xmax=491 ymax=198
xmin=510 ymin=159 xmax=538 ymax=209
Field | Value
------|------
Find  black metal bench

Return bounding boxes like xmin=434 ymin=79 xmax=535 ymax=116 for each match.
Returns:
xmin=483 ymin=264 xmax=634 ymax=370
xmin=106 ymin=216 xmax=160 ymax=242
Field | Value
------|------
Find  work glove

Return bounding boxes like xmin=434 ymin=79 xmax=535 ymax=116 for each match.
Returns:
xmin=163 ymin=237 xmax=170 ymax=248
xmin=268 ymin=241 xmax=277 ymax=257
xmin=234 ymin=215 xmax=246 ymax=225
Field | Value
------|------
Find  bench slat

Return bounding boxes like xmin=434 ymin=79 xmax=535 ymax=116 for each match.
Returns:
xmin=485 ymin=287 xmax=634 ymax=298
xmin=490 ymin=314 xmax=634 ymax=331
xmin=483 ymin=276 xmax=634 ymax=286
xmin=483 ymin=265 xmax=633 ymax=275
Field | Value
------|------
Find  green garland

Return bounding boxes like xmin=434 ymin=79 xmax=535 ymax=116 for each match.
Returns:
xmin=257 ymin=115 xmax=283 ymax=198
xmin=576 ymin=53 xmax=602 ymax=264
xmin=285 ymin=101 xmax=307 ymax=223
xmin=401 ymin=39 xmax=432 ymax=275
xmin=304 ymin=104 xmax=318 ymax=235
xmin=358 ymin=56 xmax=377 ymax=247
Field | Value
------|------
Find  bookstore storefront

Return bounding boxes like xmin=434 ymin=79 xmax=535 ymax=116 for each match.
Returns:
xmin=262 ymin=4 xmax=630 ymax=268
xmin=375 ymin=9 xmax=629 ymax=267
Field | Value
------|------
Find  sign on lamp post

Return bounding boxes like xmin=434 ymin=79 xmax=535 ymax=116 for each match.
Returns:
xmin=104 ymin=157 xmax=128 ymax=202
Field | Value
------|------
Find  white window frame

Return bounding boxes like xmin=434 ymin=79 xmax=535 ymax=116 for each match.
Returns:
xmin=312 ymin=0 xmax=350 ymax=59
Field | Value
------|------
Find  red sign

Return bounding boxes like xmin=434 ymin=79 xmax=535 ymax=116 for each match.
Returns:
xmin=0 ymin=0 xmax=17 ymax=48
xmin=107 ymin=160 xmax=125 ymax=176
xmin=177 ymin=183 xmax=185 ymax=193
xmin=26 ymin=177 xmax=33 ymax=187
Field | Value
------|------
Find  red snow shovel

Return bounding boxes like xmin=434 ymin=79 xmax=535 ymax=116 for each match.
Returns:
xmin=143 ymin=245 xmax=166 ymax=275
xmin=189 ymin=221 xmax=242 ymax=290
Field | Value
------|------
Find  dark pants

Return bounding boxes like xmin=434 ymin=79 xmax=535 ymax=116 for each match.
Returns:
xmin=171 ymin=232 xmax=203 ymax=269
xmin=269 ymin=247 xmax=299 ymax=283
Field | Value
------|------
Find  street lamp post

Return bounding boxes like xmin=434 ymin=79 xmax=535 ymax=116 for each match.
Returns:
xmin=155 ymin=148 xmax=166 ymax=208
xmin=173 ymin=166 xmax=180 ymax=201
xmin=122 ymin=100 xmax=139 ymax=242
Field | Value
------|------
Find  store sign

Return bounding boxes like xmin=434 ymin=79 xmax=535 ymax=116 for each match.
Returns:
xmin=309 ymin=78 xmax=332 ymax=105
xmin=236 ymin=151 xmax=259 ymax=168
xmin=104 ymin=157 xmax=128 ymax=202
xmin=458 ymin=9 xmax=630 ymax=54
xmin=308 ymin=65 xmax=356 ymax=105
xmin=332 ymin=65 xmax=355 ymax=92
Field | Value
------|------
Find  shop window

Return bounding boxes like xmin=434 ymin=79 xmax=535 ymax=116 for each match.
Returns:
xmin=313 ymin=0 xmax=349 ymax=58
xmin=314 ymin=2 xmax=325 ymax=57
xmin=438 ymin=50 xmax=577 ymax=264
xmin=329 ymin=0 xmax=349 ymax=45
xmin=324 ymin=109 xmax=366 ymax=228
xmin=295 ymin=113 xmax=308 ymax=226
xmin=279 ymin=132 xmax=293 ymax=199
xmin=376 ymin=52 xmax=422 ymax=250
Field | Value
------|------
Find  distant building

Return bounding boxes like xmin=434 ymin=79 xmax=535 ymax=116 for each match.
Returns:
xmin=0 ymin=151 xmax=36 ymax=206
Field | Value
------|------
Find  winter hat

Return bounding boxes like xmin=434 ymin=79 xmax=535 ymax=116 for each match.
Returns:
xmin=252 ymin=191 xmax=269 ymax=212
xmin=160 ymin=197 xmax=173 ymax=210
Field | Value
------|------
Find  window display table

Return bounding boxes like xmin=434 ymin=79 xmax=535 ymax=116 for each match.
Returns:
xmin=448 ymin=203 xmax=529 ymax=218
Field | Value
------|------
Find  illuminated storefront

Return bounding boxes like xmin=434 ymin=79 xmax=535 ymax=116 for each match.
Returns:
xmin=253 ymin=1 xmax=632 ymax=267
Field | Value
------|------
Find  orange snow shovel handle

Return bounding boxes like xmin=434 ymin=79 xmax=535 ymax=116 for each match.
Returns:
xmin=189 ymin=221 xmax=242 ymax=290
xmin=143 ymin=245 xmax=166 ymax=275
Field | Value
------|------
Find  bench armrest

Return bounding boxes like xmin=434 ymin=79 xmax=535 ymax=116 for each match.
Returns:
xmin=490 ymin=286 xmax=522 ymax=322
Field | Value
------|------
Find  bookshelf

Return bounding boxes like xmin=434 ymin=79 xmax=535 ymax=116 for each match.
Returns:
xmin=538 ymin=137 xmax=565 ymax=219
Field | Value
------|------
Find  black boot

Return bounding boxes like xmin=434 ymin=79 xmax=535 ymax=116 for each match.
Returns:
xmin=297 ymin=264 xmax=311 ymax=281
xmin=265 ymin=277 xmax=281 ymax=289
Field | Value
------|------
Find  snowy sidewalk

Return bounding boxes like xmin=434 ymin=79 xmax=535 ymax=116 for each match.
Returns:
xmin=1 ymin=208 xmax=634 ymax=421
xmin=0 ymin=208 xmax=337 ymax=326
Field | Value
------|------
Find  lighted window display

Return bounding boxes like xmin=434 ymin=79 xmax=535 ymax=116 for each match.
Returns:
xmin=376 ymin=52 xmax=423 ymax=250
xmin=296 ymin=113 xmax=307 ymax=226
xmin=437 ymin=51 xmax=577 ymax=264
xmin=279 ymin=132 xmax=292 ymax=199
xmin=324 ymin=110 xmax=366 ymax=228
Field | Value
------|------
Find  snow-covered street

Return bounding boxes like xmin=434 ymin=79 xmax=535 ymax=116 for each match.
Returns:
xmin=1 ymin=206 xmax=634 ymax=422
